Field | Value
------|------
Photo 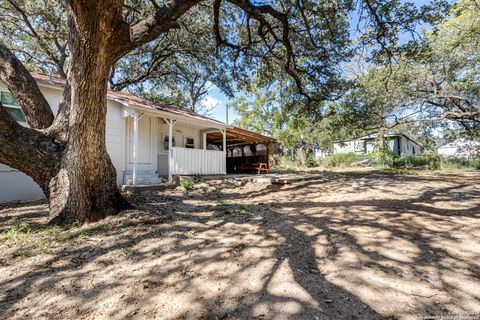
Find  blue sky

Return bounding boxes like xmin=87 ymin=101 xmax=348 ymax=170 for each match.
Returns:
xmin=207 ymin=86 xmax=236 ymax=124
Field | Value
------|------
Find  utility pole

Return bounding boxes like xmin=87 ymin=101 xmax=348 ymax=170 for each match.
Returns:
xmin=226 ymin=105 xmax=229 ymax=125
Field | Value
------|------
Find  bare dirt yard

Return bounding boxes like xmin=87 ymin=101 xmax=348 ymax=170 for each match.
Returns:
xmin=0 ymin=171 xmax=479 ymax=320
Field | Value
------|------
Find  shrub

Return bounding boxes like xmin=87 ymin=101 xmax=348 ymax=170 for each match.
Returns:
xmin=304 ymin=152 xmax=317 ymax=167
xmin=192 ymin=175 xmax=205 ymax=183
xmin=321 ymin=152 xmax=371 ymax=168
xmin=392 ymin=155 xmax=440 ymax=170
xmin=180 ymin=178 xmax=195 ymax=190
xmin=440 ymin=158 xmax=480 ymax=171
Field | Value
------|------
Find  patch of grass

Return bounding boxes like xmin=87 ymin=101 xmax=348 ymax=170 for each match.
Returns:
xmin=150 ymin=249 xmax=163 ymax=256
xmin=121 ymin=247 xmax=133 ymax=257
xmin=377 ymin=167 xmax=418 ymax=175
xmin=138 ymin=280 xmax=148 ymax=290
xmin=392 ymin=155 xmax=440 ymax=170
xmin=180 ymin=178 xmax=195 ymax=190
xmin=192 ymin=175 xmax=205 ymax=183
xmin=0 ymin=222 xmax=32 ymax=245
xmin=391 ymin=155 xmax=480 ymax=172
xmin=96 ymin=223 xmax=113 ymax=232
xmin=320 ymin=152 xmax=375 ymax=168
xmin=193 ymin=271 xmax=202 ymax=278
xmin=440 ymin=158 xmax=480 ymax=171
xmin=55 ymin=231 xmax=73 ymax=242
xmin=237 ymin=204 xmax=247 ymax=214
xmin=0 ymin=221 xmax=80 ymax=258
xmin=180 ymin=175 xmax=206 ymax=191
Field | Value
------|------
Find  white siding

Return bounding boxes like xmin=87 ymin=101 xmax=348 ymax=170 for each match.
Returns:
xmin=332 ymin=136 xmax=422 ymax=157
xmin=157 ymin=120 xmax=203 ymax=174
xmin=401 ymin=137 xmax=421 ymax=156
xmin=171 ymin=147 xmax=225 ymax=175
xmin=333 ymin=141 xmax=357 ymax=154
xmin=0 ymin=164 xmax=44 ymax=202
xmin=106 ymin=100 xmax=126 ymax=185
xmin=437 ymin=139 xmax=480 ymax=158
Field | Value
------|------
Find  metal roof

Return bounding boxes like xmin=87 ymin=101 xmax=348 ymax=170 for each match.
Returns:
xmin=32 ymin=73 xmax=225 ymax=127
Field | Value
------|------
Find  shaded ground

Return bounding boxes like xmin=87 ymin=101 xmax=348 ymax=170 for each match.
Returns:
xmin=0 ymin=171 xmax=479 ymax=319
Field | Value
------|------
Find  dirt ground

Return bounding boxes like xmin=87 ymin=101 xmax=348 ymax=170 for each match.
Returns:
xmin=0 ymin=171 xmax=479 ymax=320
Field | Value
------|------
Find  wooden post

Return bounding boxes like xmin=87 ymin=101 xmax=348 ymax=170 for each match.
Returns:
xmin=165 ymin=118 xmax=176 ymax=183
xmin=221 ymin=129 xmax=226 ymax=174
xmin=266 ymin=142 xmax=270 ymax=171
xmin=132 ymin=112 xmax=139 ymax=186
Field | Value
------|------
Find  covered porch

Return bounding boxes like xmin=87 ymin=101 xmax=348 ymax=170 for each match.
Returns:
xmin=122 ymin=103 xmax=273 ymax=186
xmin=122 ymin=106 xmax=227 ymax=186
xmin=206 ymin=127 xmax=274 ymax=174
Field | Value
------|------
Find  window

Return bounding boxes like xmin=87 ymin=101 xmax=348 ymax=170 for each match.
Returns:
xmin=163 ymin=135 xmax=175 ymax=151
xmin=1 ymin=91 xmax=26 ymax=123
xmin=184 ymin=137 xmax=195 ymax=149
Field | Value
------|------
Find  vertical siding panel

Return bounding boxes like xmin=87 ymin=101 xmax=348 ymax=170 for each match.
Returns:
xmin=170 ymin=148 xmax=225 ymax=175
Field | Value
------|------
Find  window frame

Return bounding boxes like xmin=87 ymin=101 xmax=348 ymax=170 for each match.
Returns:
xmin=162 ymin=134 xmax=175 ymax=151
xmin=1 ymin=91 xmax=26 ymax=124
xmin=184 ymin=137 xmax=195 ymax=149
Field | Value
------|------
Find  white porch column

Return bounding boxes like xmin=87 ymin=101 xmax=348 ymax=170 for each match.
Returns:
xmin=203 ymin=132 xmax=207 ymax=150
xmin=132 ymin=112 xmax=139 ymax=186
xmin=221 ymin=128 xmax=226 ymax=174
xmin=166 ymin=119 xmax=176 ymax=183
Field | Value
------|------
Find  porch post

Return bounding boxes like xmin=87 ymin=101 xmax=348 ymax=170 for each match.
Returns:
xmin=167 ymin=119 xmax=176 ymax=183
xmin=132 ymin=112 xmax=139 ymax=186
xmin=203 ymin=132 xmax=207 ymax=150
xmin=221 ymin=128 xmax=226 ymax=174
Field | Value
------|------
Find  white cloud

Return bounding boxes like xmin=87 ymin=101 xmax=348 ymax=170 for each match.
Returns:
xmin=201 ymin=96 xmax=221 ymax=110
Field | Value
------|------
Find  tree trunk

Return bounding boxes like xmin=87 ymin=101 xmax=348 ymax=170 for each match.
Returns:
xmin=377 ymin=129 xmax=388 ymax=166
xmin=46 ymin=2 xmax=131 ymax=224
xmin=1 ymin=0 xmax=203 ymax=225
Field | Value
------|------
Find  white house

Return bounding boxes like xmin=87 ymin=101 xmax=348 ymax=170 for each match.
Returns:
xmin=0 ymin=74 xmax=273 ymax=203
xmin=329 ymin=132 xmax=422 ymax=157
xmin=437 ymin=138 xmax=480 ymax=159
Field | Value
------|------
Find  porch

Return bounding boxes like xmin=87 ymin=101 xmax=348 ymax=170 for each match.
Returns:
xmin=121 ymin=107 xmax=227 ymax=186
xmin=206 ymin=127 xmax=274 ymax=174
xmin=121 ymin=106 xmax=273 ymax=186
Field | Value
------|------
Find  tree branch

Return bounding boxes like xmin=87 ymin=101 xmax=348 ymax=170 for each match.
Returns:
xmin=0 ymin=44 xmax=54 ymax=129
xmin=0 ymin=103 xmax=61 ymax=194
xmin=113 ymin=0 xmax=202 ymax=59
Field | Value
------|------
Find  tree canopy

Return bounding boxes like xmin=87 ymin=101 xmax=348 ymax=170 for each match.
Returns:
xmin=231 ymin=0 xmax=478 ymax=154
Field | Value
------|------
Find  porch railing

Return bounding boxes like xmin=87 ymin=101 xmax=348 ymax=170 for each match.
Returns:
xmin=171 ymin=147 xmax=226 ymax=175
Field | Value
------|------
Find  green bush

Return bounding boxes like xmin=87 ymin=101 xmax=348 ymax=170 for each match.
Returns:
xmin=392 ymin=155 xmax=440 ymax=170
xmin=180 ymin=178 xmax=195 ymax=190
xmin=320 ymin=152 xmax=372 ymax=168
xmin=305 ymin=152 xmax=317 ymax=167
xmin=192 ymin=175 xmax=205 ymax=183
xmin=392 ymin=156 xmax=480 ymax=171
xmin=440 ymin=158 xmax=480 ymax=171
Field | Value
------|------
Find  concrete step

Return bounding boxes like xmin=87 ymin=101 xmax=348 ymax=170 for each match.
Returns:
xmin=123 ymin=174 xmax=161 ymax=180
xmin=123 ymin=176 xmax=167 ymax=185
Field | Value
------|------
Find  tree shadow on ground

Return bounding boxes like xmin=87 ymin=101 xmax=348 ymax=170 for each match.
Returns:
xmin=0 ymin=171 xmax=479 ymax=319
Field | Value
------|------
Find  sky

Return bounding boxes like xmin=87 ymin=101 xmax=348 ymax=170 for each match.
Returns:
xmin=206 ymin=86 xmax=238 ymax=124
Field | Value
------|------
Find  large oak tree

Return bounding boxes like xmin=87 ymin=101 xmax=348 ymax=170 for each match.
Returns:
xmin=0 ymin=0 xmax=438 ymax=224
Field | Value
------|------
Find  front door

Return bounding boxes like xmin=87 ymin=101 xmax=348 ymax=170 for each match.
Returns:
xmin=127 ymin=115 xmax=157 ymax=172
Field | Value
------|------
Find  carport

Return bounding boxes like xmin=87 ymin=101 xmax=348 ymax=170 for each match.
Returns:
xmin=206 ymin=127 xmax=274 ymax=174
